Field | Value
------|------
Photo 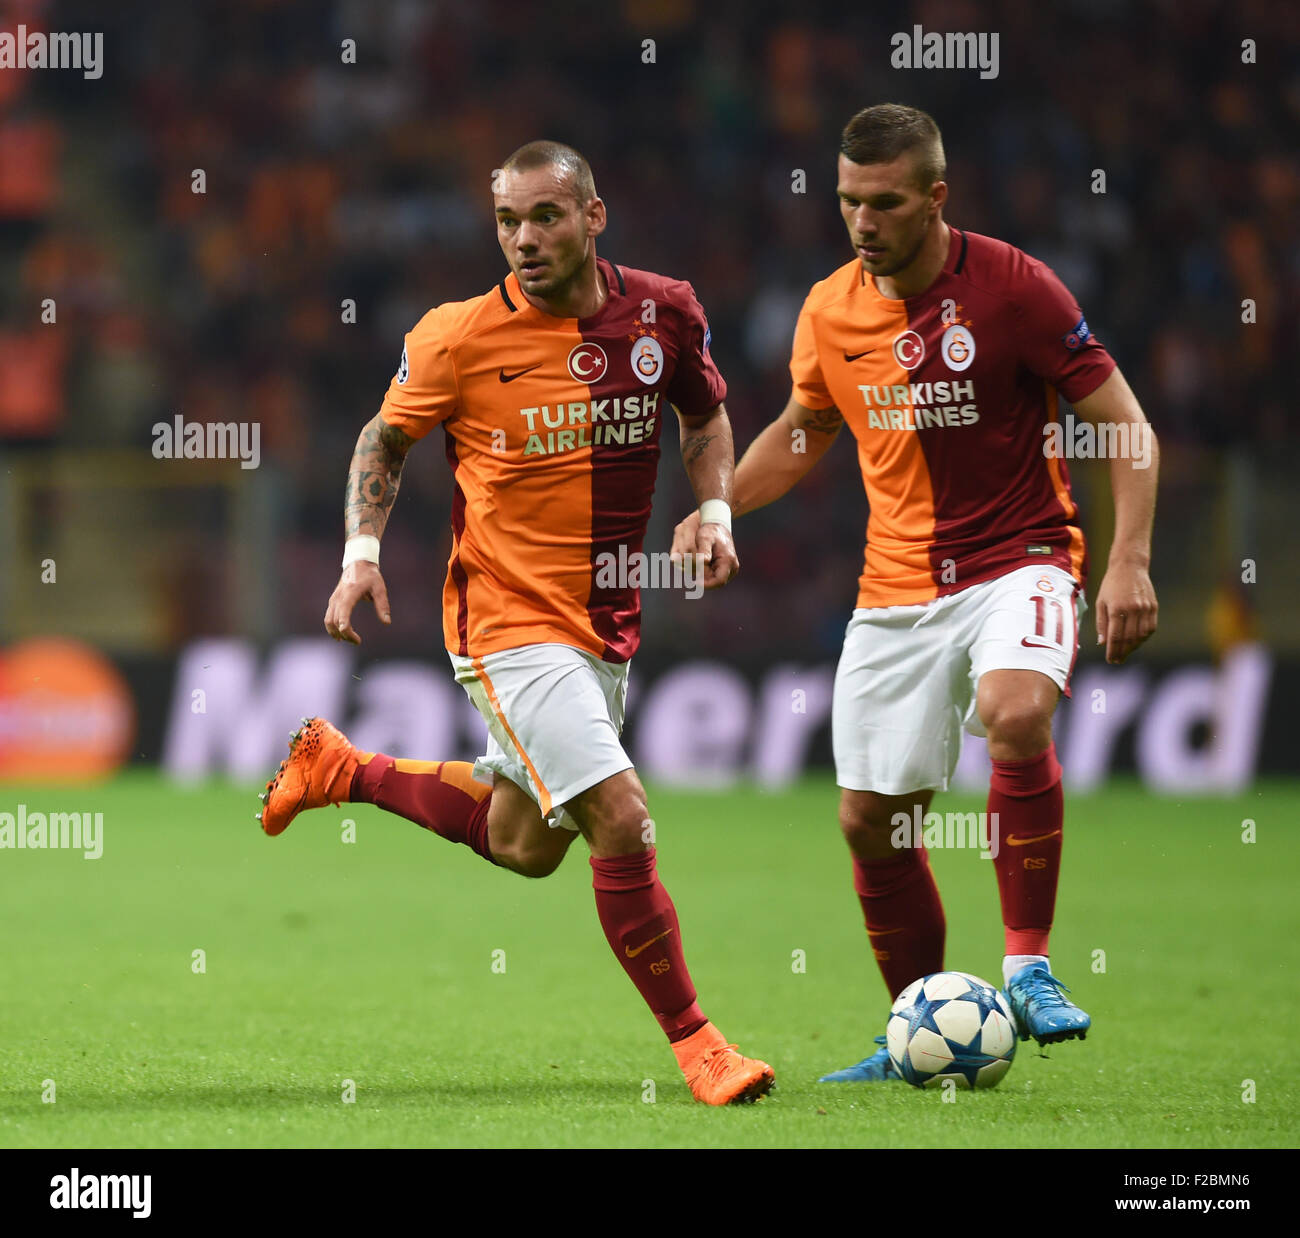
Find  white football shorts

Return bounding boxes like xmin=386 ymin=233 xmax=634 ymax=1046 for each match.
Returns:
xmin=449 ymin=642 xmax=633 ymax=831
xmin=832 ymin=564 xmax=1083 ymax=796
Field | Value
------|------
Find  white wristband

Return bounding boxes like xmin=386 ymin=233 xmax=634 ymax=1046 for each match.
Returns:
xmin=342 ymin=535 xmax=381 ymax=569
xmin=698 ymin=499 xmax=732 ymax=532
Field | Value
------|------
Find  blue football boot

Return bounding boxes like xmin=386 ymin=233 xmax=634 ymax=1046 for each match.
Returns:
xmin=819 ymin=1033 xmax=902 ymax=1082
xmin=1005 ymin=961 xmax=1091 ymax=1045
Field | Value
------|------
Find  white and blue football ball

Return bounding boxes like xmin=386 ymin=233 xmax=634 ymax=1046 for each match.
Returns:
xmin=886 ymin=971 xmax=1018 ymax=1089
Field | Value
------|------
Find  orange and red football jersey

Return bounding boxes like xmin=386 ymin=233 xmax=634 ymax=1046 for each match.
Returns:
xmin=790 ymin=228 xmax=1116 ymax=608
xmin=380 ymin=257 xmax=724 ymax=661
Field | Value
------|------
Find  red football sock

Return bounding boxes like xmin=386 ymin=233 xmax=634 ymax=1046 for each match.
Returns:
xmin=590 ymin=849 xmax=708 ymax=1043
xmin=853 ymin=847 xmax=946 ymax=1001
xmin=350 ymin=754 xmax=497 ymax=865
xmin=988 ymin=744 xmax=1064 ymax=957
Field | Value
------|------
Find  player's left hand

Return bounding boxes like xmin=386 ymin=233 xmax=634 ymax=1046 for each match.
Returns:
xmin=692 ymin=519 xmax=739 ymax=590
xmin=1095 ymin=561 xmax=1157 ymax=664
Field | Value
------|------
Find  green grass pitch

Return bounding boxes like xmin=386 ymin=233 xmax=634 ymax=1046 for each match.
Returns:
xmin=1 ymin=773 xmax=1296 ymax=1148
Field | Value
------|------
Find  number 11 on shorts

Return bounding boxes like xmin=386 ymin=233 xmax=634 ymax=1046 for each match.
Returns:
xmin=1027 ymin=594 xmax=1065 ymax=648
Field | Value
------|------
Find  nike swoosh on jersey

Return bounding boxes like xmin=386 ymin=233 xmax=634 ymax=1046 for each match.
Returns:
xmin=843 ymin=349 xmax=877 ymax=362
xmin=1005 ymin=829 xmax=1063 ymax=846
xmin=1020 ymin=637 xmax=1060 ymax=649
xmin=499 ymin=363 xmax=542 ymax=383
xmin=625 ymin=928 xmax=674 ymax=958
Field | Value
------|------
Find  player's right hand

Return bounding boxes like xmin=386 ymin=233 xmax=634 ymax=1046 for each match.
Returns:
xmin=324 ymin=561 xmax=391 ymax=645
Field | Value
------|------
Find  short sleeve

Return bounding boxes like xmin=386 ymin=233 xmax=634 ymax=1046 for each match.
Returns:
xmin=379 ymin=308 xmax=458 ymax=439
xmin=1015 ymin=263 xmax=1116 ymax=404
xmin=789 ymin=295 xmax=835 ymax=410
xmin=666 ymin=283 xmax=727 ymax=416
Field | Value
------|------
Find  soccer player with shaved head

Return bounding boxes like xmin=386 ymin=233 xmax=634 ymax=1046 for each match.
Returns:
xmin=674 ymin=104 xmax=1159 ymax=1079
xmin=259 ymin=141 xmax=773 ymax=1105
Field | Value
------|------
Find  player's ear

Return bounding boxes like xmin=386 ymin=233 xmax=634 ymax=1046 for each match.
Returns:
xmin=929 ymin=180 xmax=948 ymax=215
xmin=585 ymin=196 xmax=607 ymax=238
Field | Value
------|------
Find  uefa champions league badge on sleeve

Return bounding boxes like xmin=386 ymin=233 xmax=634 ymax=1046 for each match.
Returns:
xmin=397 ymin=343 xmax=409 ymax=384
xmin=1062 ymin=315 xmax=1091 ymax=351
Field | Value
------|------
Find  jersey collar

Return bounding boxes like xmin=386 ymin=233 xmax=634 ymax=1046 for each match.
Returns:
xmin=499 ymin=256 xmax=623 ymax=323
xmin=862 ymin=225 xmax=965 ymax=304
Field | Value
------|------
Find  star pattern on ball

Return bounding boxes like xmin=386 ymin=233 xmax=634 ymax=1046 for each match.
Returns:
xmin=889 ymin=972 xmax=1017 ymax=1089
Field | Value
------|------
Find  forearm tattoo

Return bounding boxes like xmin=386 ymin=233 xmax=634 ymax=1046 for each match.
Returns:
xmin=682 ymin=431 xmax=719 ymax=465
xmin=344 ymin=417 xmax=414 ymax=539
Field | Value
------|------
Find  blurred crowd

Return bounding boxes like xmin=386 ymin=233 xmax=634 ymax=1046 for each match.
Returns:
xmin=1 ymin=0 xmax=1296 ymax=655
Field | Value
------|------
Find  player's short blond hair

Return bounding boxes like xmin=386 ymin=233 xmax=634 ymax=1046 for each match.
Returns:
xmin=501 ymin=140 xmax=597 ymax=206
xmin=840 ymin=105 xmax=946 ymax=190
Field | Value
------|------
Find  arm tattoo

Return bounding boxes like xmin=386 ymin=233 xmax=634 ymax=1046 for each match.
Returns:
xmin=344 ymin=416 xmax=415 ymax=539
xmin=682 ymin=431 xmax=718 ymax=465
xmin=802 ymin=406 xmax=844 ymax=435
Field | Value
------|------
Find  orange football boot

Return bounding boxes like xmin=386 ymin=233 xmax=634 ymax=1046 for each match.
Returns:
xmin=258 ymin=717 xmax=360 ymax=836
xmin=671 ymin=1022 xmax=775 ymax=1105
